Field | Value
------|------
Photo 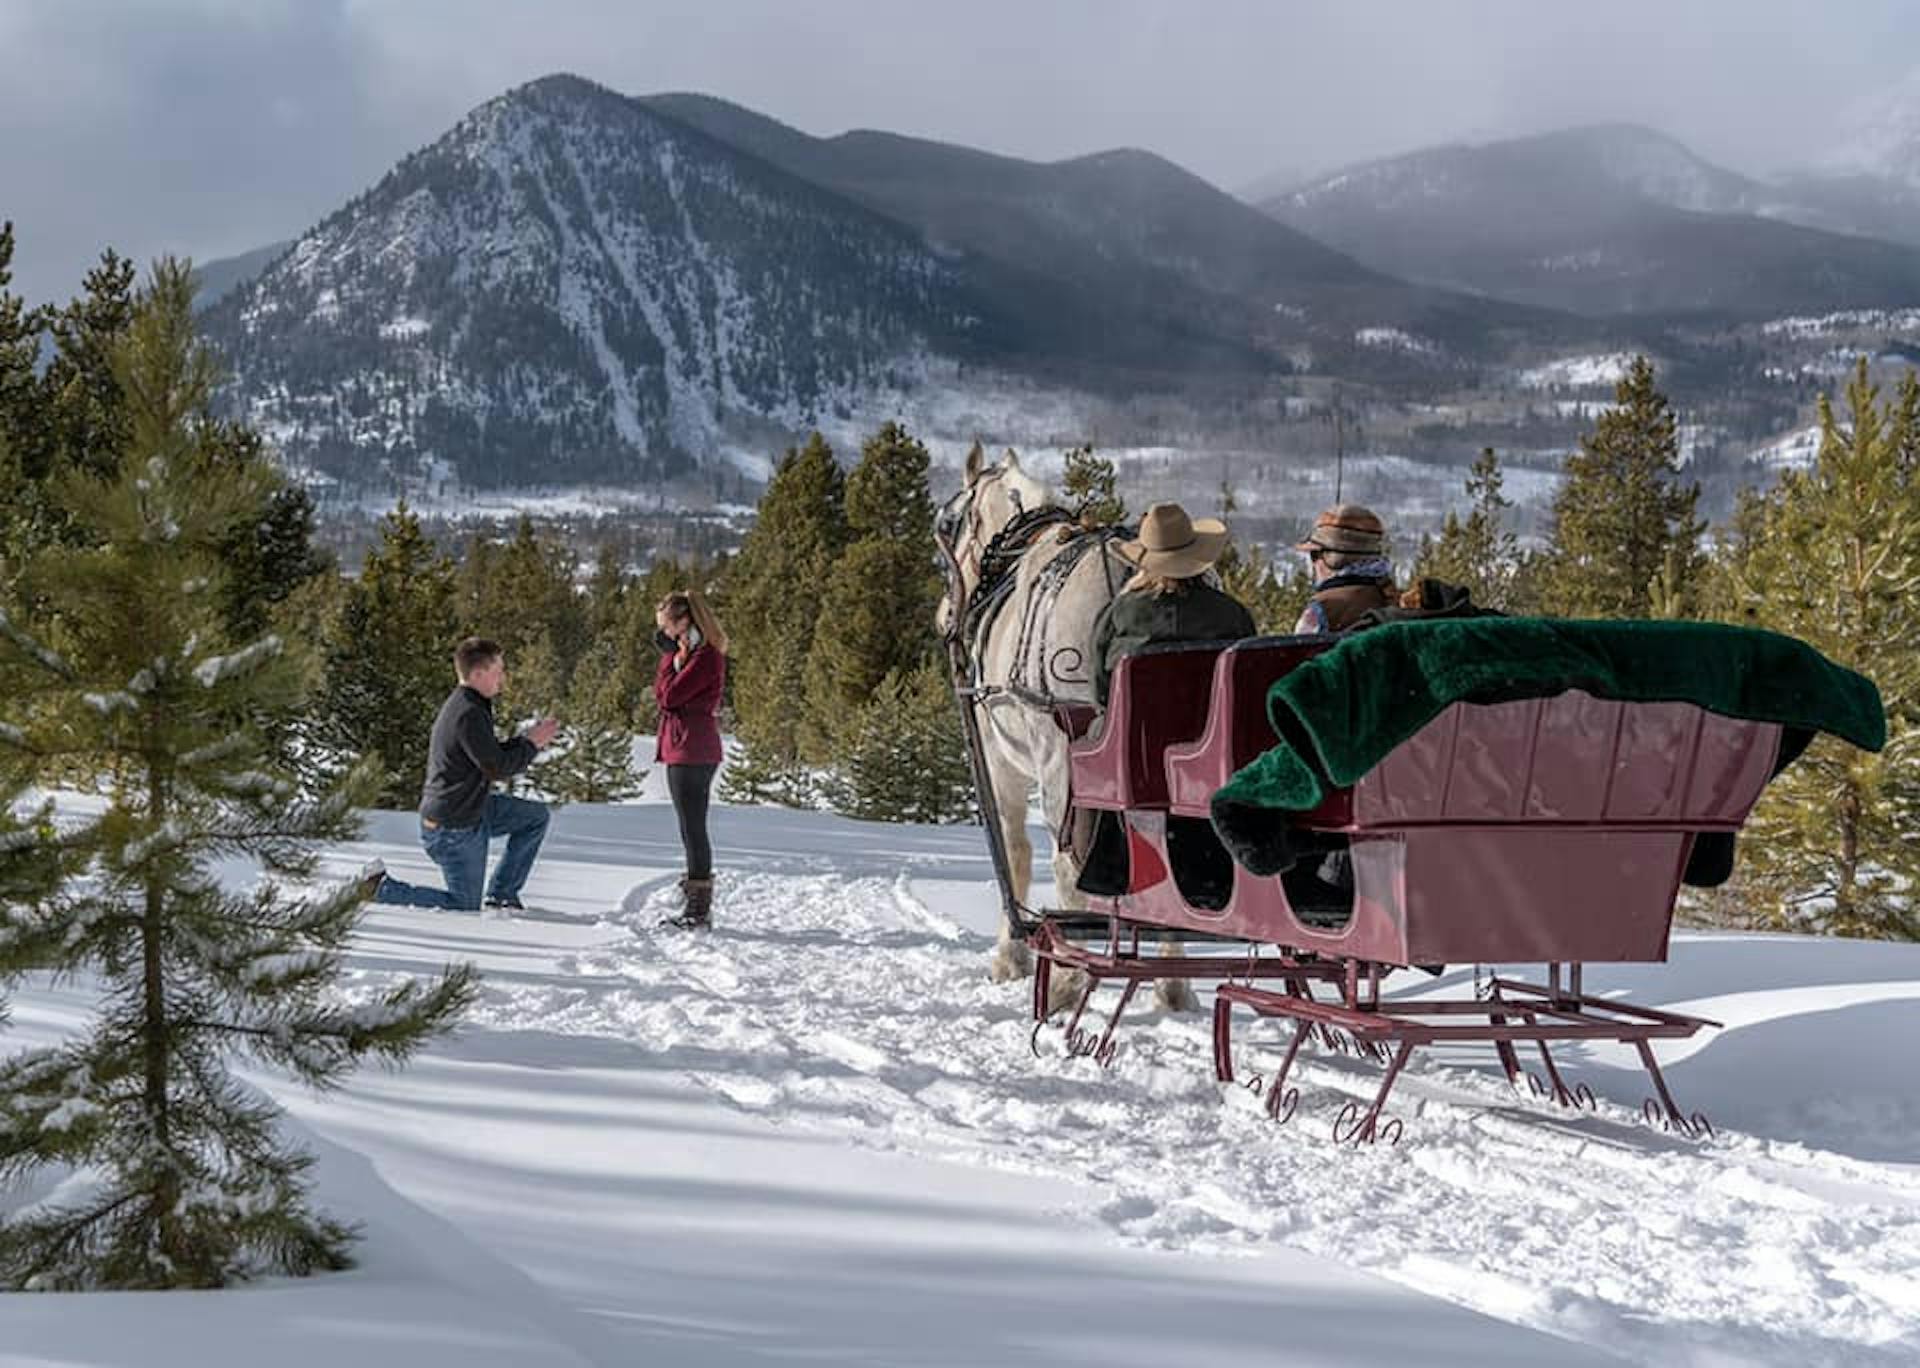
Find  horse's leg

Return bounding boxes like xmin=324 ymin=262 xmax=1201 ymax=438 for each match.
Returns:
xmin=985 ymin=739 xmax=1037 ymax=985
xmin=1153 ymin=936 xmax=1200 ymax=1014
xmin=1036 ymin=732 xmax=1087 ymax=914
xmin=1018 ymin=712 xmax=1092 ymax=1015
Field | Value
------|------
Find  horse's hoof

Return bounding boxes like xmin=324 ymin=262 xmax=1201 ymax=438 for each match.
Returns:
xmin=989 ymin=940 xmax=1034 ymax=984
xmin=1046 ymin=969 xmax=1090 ymax=1017
xmin=1154 ymin=983 xmax=1201 ymax=1015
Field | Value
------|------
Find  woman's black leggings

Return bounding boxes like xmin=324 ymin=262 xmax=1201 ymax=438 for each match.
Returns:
xmin=666 ymin=763 xmax=718 ymax=881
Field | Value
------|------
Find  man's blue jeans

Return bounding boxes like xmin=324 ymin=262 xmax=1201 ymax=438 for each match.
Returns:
xmin=374 ymin=793 xmax=550 ymax=910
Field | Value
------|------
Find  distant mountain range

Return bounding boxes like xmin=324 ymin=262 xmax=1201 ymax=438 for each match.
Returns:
xmin=195 ymin=75 xmax=1920 ymax=494
xmin=198 ymin=75 xmax=1580 ymax=490
xmin=1260 ymin=124 xmax=1920 ymax=318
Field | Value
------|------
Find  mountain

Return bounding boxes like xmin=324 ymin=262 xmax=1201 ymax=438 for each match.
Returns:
xmin=1773 ymin=71 xmax=1920 ymax=248
xmin=202 ymin=75 xmax=1582 ymax=491
xmin=192 ymin=241 xmax=293 ymax=310
xmin=641 ymin=92 xmax=1569 ymax=364
xmin=1261 ymin=124 xmax=1920 ymax=318
xmin=203 ymin=76 xmax=1010 ymax=488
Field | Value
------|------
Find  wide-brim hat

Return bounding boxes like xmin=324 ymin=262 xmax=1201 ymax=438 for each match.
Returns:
xmin=1117 ymin=502 xmax=1229 ymax=578
xmin=1295 ymin=503 xmax=1386 ymax=555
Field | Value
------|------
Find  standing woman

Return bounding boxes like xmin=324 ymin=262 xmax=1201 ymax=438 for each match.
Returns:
xmin=653 ymin=589 xmax=728 ymax=929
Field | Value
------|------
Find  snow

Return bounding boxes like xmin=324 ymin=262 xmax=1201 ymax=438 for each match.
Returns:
xmin=376 ymin=316 xmax=430 ymax=342
xmin=4 ymin=799 xmax=1919 ymax=1365
xmin=1753 ymin=425 xmax=1824 ymax=471
xmin=1761 ymin=308 xmax=1920 ymax=339
xmin=1354 ymin=326 xmax=1438 ymax=355
xmin=1516 ymin=353 xmax=1637 ymax=390
xmin=192 ymin=635 xmax=283 ymax=688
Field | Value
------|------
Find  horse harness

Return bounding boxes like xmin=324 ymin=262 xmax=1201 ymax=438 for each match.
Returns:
xmin=957 ymin=505 xmax=1127 ymax=706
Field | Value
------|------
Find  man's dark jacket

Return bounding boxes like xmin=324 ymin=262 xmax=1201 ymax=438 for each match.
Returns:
xmin=1092 ymin=583 xmax=1257 ymax=704
xmin=418 ymin=686 xmax=538 ymax=828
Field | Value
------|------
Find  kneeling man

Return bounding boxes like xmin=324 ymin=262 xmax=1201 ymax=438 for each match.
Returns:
xmin=370 ymin=637 xmax=559 ymax=912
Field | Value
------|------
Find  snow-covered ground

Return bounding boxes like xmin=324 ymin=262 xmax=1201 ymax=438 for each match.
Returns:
xmin=1752 ymin=424 xmax=1824 ymax=471
xmin=1516 ymin=353 xmax=1638 ymax=390
xmin=5 ymin=799 xmax=1920 ymax=1366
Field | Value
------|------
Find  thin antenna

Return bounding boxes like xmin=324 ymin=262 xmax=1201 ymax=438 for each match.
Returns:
xmin=1331 ymin=383 xmax=1346 ymax=504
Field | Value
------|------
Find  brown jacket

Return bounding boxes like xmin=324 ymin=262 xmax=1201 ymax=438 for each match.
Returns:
xmin=1295 ymin=578 xmax=1396 ymax=634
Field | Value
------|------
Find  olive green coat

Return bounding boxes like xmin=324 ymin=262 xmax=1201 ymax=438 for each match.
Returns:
xmin=1091 ymin=582 xmax=1258 ymax=704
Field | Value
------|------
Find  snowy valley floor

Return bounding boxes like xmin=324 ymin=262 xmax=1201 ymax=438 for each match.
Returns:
xmin=4 ymin=799 xmax=1920 ymax=1366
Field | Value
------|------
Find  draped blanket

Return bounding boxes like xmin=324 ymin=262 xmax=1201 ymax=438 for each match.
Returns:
xmin=1209 ymin=618 xmax=1886 ymax=874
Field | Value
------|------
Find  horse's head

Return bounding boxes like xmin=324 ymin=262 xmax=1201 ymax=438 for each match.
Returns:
xmin=935 ymin=447 xmax=1056 ymax=637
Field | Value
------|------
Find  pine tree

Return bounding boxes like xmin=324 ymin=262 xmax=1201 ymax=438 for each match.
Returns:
xmin=1706 ymin=360 xmax=1920 ymax=939
xmin=312 ymin=504 xmax=460 ymax=806
xmin=822 ymin=662 xmax=974 ymax=823
xmin=0 ymin=260 xmax=474 ymax=1289
xmin=464 ymin=516 xmax=586 ymax=688
xmin=1543 ymin=357 xmax=1705 ymax=618
xmin=37 ymin=249 xmax=137 ymax=487
xmin=532 ymin=628 xmax=642 ymax=804
xmin=802 ymin=422 xmax=941 ymax=762
xmin=583 ymin=544 xmax=629 ymax=642
xmin=721 ymin=434 xmax=847 ymax=802
xmin=1214 ymin=480 xmax=1313 ymax=634
xmin=1061 ymin=444 xmax=1125 ymax=525
xmin=3 ymin=243 xmax=325 ymax=642
xmin=497 ymin=629 xmax=566 ymax=798
xmin=1412 ymin=448 xmax=1521 ymax=609
xmin=0 ymin=225 xmax=46 ymax=547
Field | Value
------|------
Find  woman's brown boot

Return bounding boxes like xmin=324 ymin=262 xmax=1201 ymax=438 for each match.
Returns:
xmin=659 ymin=877 xmax=713 ymax=930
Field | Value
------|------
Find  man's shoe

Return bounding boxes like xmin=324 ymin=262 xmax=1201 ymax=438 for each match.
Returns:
xmin=354 ymin=860 xmax=387 ymax=903
xmin=484 ymin=894 xmax=525 ymax=912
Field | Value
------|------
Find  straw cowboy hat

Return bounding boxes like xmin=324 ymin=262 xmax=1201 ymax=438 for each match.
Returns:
xmin=1295 ymin=503 xmax=1387 ymax=556
xmin=1116 ymin=502 xmax=1230 ymax=578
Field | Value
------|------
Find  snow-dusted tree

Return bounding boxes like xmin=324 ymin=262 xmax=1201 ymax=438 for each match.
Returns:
xmin=0 ymin=260 xmax=476 ymax=1290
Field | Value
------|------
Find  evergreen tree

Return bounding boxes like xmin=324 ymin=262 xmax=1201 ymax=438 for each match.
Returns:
xmin=720 ymin=434 xmax=847 ymax=802
xmin=1061 ymin=444 xmax=1125 ymax=526
xmin=312 ymin=504 xmax=460 ymax=806
xmin=821 ymin=662 xmax=974 ymax=823
xmin=3 ymin=243 xmax=325 ymax=641
xmin=1706 ymin=360 xmax=1920 ymax=939
xmin=203 ymin=428 xmax=331 ymax=645
xmin=1214 ymin=481 xmax=1313 ymax=634
xmin=802 ymin=422 xmax=941 ymax=762
xmin=0 ymin=225 xmax=46 ymax=550
xmin=0 ymin=260 xmax=474 ymax=1289
xmin=36 ymin=249 xmax=137 ymax=486
xmin=531 ymin=628 xmax=642 ymax=804
xmin=1542 ymin=357 xmax=1705 ymax=618
xmin=463 ymin=516 xmax=586 ymax=688
xmin=496 ymin=629 xmax=566 ymax=797
xmin=583 ymin=544 xmax=629 ymax=642
xmin=1412 ymin=448 xmax=1521 ymax=608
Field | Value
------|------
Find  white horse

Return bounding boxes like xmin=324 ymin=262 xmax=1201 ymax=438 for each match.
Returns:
xmin=936 ymin=448 xmax=1196 ymax=1013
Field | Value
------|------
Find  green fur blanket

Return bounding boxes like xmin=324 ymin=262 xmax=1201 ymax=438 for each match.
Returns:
xmin=1210 ymin=618 xmax=1885 ymax=871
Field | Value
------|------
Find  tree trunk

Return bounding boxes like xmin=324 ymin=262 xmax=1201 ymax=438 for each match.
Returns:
xmin=140 ymin=760 xmax=183 ymax=1274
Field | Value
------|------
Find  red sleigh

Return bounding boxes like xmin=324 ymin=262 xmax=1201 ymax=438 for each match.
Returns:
xmin=1042 ymin=635 xmax=1791 ymax=1143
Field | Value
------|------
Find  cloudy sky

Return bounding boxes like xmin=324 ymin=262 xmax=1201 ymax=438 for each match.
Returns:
xmin=4 ymin=0 xmax=1916 ymax=304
